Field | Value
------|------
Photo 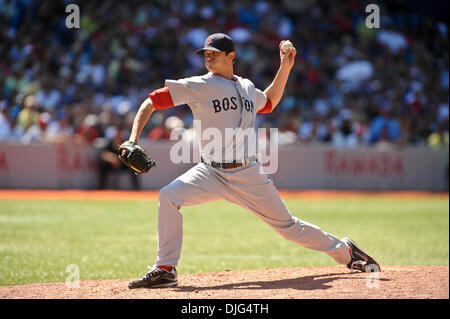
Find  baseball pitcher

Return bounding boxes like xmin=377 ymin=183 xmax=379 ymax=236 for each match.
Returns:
xmin=120 ymin=33 xmax=380 ymax=289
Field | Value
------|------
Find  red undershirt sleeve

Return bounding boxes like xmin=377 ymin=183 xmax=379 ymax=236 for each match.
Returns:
xmin=257 ymin=98 xmax=273 ymax=114
xmin=148 ymin=87 xmax=175 ymax=110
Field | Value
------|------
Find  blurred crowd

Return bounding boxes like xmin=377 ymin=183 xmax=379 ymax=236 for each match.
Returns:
xmin=0 ymin=0 xmax=448 ymax=150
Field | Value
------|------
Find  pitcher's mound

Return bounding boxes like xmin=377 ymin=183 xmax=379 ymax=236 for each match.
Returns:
xmin=1 ymin=266 xmax=448 ymax=299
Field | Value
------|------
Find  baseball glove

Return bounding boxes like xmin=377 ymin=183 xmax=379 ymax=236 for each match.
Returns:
xmin=118 ymin=141 xmax=156 ymax=174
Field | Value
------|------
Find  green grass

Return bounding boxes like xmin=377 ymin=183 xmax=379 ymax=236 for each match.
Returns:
xmin=0 ymin=197 xmax=448 ymax=286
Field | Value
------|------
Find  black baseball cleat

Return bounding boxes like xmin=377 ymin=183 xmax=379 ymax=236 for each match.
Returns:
xmin=342 ymin=238 xmax=381 ymax=272
xmin=128 ymin=266 xmax=178 ymax=289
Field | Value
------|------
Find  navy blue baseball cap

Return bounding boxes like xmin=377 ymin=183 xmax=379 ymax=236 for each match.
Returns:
xmin=196 ymin=33 xmax=235 ymax=55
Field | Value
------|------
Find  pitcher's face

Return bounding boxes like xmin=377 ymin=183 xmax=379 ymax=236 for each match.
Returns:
xmin=204 ymin=50 xmax=234 ymax=73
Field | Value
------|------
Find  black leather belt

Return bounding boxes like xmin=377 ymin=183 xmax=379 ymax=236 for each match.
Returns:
xmin=201 ymin=157 xmax=257 ymax=169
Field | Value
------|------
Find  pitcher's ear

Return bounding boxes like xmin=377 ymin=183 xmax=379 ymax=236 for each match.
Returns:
xmin=227 ymin=51 xmax=236 ymax=63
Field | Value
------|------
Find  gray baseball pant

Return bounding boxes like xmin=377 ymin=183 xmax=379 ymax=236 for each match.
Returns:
xmin=154 ymin=162 xmax=351 ymax=267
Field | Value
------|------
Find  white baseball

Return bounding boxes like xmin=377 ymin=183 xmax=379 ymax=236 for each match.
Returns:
xmin=281 ymin=40 xmax=294 ymax=54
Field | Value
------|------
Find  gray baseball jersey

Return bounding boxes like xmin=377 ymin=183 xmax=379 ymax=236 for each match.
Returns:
xmin=148 ymin=72 xmax=351 ymax=268
xmin=152 ymin=72 xmax=270 ymax=163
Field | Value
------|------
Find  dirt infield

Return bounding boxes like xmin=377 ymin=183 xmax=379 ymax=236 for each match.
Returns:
xmin=0 ymin=266 xmax=448 ymax=299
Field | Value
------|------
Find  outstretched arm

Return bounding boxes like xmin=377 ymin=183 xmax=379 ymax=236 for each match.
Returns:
xmin=263 ymin=41 xmax=297 ymax=110
xmin=129 ymin=98 xmax=155 ymax=143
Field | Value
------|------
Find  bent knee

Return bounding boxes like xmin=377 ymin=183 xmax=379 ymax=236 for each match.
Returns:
xmin=159 ymin=180 xmax=187 ymax=206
